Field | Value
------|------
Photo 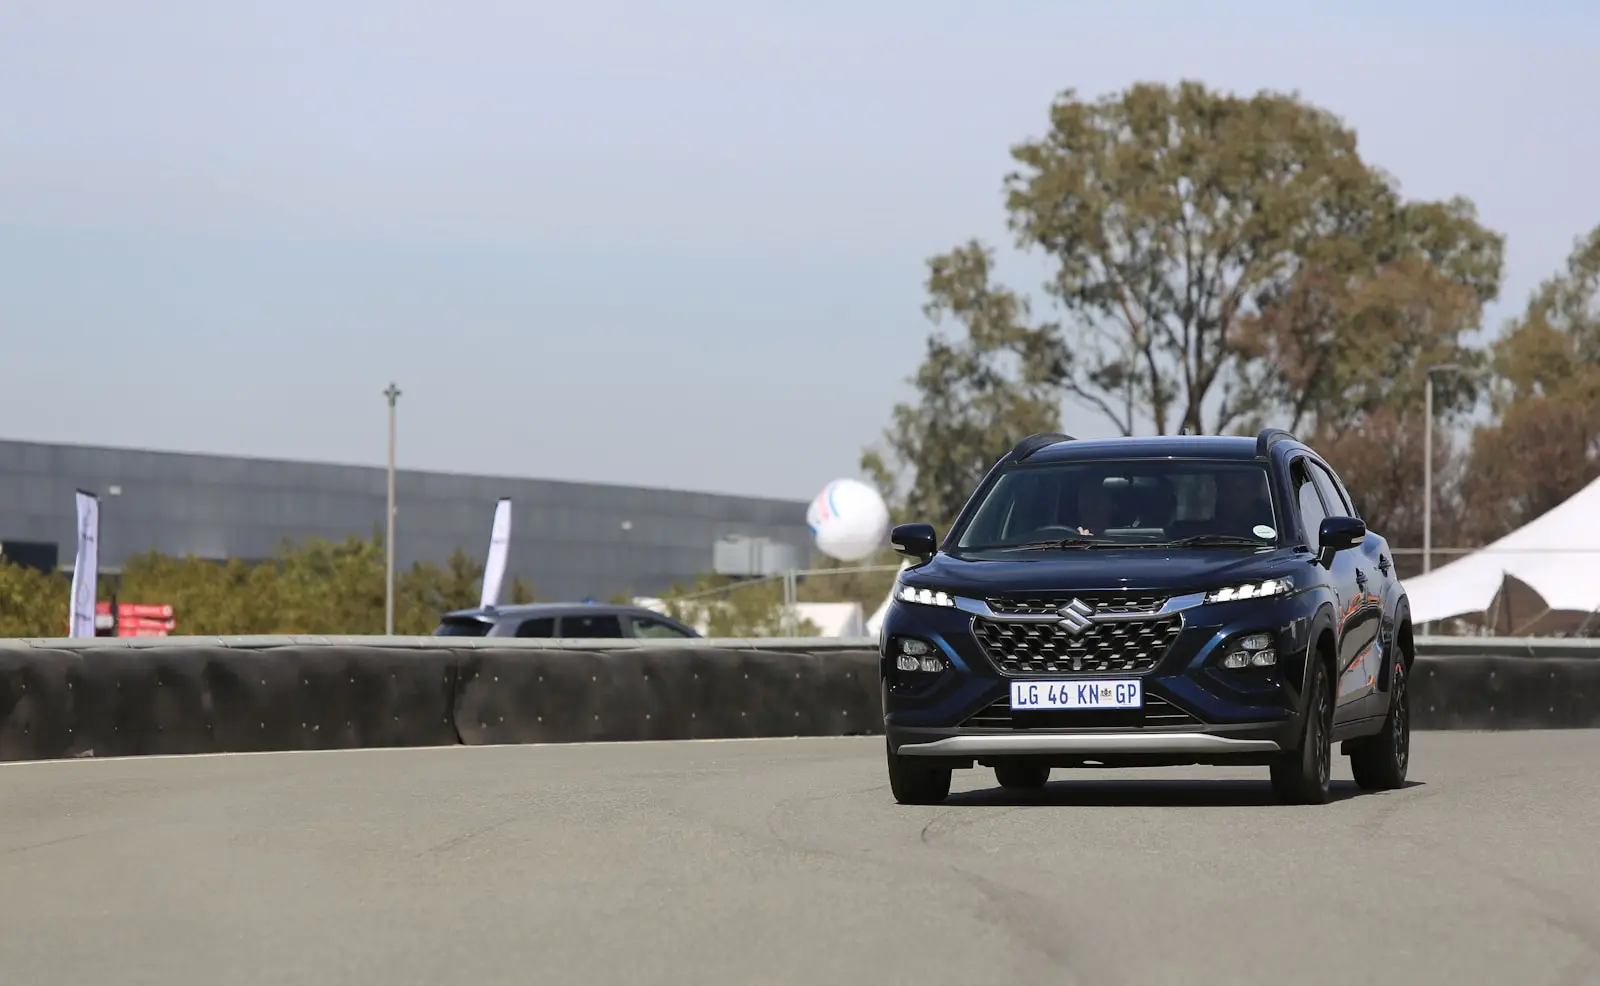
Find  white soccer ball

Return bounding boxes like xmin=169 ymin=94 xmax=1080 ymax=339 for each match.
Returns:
xmin=806 ymin=478 xmax=890 ymax=562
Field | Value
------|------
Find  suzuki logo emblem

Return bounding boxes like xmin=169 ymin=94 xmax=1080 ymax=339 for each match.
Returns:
xmin=1057 ymin=598 xmax=1095 ymax=635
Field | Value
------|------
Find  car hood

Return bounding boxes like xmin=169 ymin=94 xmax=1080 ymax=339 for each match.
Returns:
xmin=905 ymin=547 xmax=1301 ymax=596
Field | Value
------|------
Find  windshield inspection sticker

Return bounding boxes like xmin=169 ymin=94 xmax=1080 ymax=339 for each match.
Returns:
xmin=1253 ymin=525 xmax=1277 ymax=540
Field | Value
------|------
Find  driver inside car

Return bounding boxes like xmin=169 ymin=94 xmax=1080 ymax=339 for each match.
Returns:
xmin=1072 ymin=474 xmax=1147 ymax=535
xmin=1072 ymin=474 xmax=1113 ymax=535
xmin=1213 ymin=470 xmax=1276 ymax=538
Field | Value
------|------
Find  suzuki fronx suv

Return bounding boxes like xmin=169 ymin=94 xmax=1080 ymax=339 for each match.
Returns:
xmin=878 ymin=429 xmax=1413 ymax=806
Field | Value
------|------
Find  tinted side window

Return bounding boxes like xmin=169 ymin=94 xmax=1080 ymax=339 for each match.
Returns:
xmin=515 ymin=617 xmax=555 ymax=637
xmin=632 ymin=616 xmax=693 ymax=639
xmin=559 ymin=613 xmax=623 ymax=637
xmin=1321 ymin=461 xmax=1359 ymax=518
xmin=1308 ymin=462 xmax=1352 ymax=519
xmin=434 ymin=617 xmax=490 ymax=637
xmin=1292 ymin=460 xmax=1328 ymax=552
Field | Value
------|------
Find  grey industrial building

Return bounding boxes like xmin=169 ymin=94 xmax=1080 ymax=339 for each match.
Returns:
xmin=0 ymin=438 xmax=811 ymax=600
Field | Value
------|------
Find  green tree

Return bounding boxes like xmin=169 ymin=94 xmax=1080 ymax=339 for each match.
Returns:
xmin=271 ymin=534 xmax=388 ymax=634
xmin=0 ymin=559 xmax=70 ymax=637
xmin=1459 ymin=223 xmax=1600 ymax=544
xmin=867 ymin=80 xmax=1505 ymax=536
xmin=4 ymin=535 xmax=546 ymax=638
xmin=861 ymin=242 xmax=1067 ymax=529
xmin=394 ymin=548 xmax=535 ymax=632
xmin=1006 ymin=80 xmax=1504 ymax=435
xmin=119 ymin=551 xmax=286 ymax=636
xmin=508 ymin=575 xmax=536 ymax=604
xmin=659 ymin=573 xmax=820 ymax=638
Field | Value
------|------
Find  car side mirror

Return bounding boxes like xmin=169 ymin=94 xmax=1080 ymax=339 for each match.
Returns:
xmin=1317 ymin=516 xmax=1366 ymax=565
xmin=890 ymin=522 xmax=938 ymax=561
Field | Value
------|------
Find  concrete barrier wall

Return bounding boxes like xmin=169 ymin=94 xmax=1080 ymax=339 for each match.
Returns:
xmin=0 ymin=635 xmax=1594 ymax=762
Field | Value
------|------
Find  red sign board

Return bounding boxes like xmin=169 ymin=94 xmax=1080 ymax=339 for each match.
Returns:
xmin=95 ymin=602 xmax=174 ymax=619
xmin=94 ymin=601 xmax=178 ymax=637
xmin=120 ymin=617 xmax=176 ymax=632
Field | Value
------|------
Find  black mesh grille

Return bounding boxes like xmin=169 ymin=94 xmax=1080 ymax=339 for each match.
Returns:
xmin=974 ymin=616 xmax=1182 ymax=676
xmin=985 ymin=591 xmax=1168 ymax=616
xmin=961 ymin=692 xmax=1200 ymax=729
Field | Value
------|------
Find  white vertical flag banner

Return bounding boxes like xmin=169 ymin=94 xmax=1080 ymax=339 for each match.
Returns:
xmin=68 ymin=489 xmax=101 ymax=638
xmin=480 ymin=497 xmax=512 ymax=609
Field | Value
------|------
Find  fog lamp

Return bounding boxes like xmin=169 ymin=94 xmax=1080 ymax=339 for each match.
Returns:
xmin=894 ymin=655 xmax=946 ymax=673
xmin=894 ymin=638 xmax=946 ymax=674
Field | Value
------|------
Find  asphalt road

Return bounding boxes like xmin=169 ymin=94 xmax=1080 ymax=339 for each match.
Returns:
xmin=3 ymin=732 xmax=1599 ymax=986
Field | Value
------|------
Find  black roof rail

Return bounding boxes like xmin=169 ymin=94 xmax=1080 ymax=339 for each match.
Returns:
xmin=1255 ymin=427 xmax=1298 ymax=458
xmin=1009 ymin=432 xmax=1076 ymax=462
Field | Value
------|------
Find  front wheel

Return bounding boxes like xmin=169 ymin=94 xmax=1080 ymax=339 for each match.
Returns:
xmin=886 ymin=739 xmax=952 ymax=805
xmin=1349 ymin=655 xmax=1410 ymax=790
xmin=1270 ymin=654 xmax=1333 ymax=805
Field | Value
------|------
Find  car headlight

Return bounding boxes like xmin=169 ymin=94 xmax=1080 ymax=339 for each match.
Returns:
xmin=895 ymin=584 xmax=958 ymax=608
xmin=1206 ymin=577 xmax=1293 ymax=604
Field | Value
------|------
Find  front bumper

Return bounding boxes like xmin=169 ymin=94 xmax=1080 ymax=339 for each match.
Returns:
xmin=895 ymin=730 xmax=1282 ymax=757
xmin=885 ymin=718 xmax=1295 ymax=768
xmin=879 ymin=587 xmax=1326 ymax=766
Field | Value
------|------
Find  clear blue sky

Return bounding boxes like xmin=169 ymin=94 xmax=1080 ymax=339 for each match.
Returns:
xmin=2 ymin=0 xmax=1595 ymax=500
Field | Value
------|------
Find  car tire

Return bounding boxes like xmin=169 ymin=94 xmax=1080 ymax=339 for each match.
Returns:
xmin=1270 ymin=654 xmax=1333 ymax=805
xmin=1348 ymin=653 xmax=1410 ymax=791
xmin=886 ymin=739 xmax=952 ymax=805
xmin=993 ymin=761 xmax=1051 ymax=790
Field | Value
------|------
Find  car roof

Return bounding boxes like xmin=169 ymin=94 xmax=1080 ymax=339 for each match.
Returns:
xmin=440 ymin=602 xmax=667 ymax=623
xmin=1023 ymin=434 xmax=1283 ymax=464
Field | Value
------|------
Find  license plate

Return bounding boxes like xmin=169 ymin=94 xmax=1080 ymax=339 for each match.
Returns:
xmin=1009 ymin=679 xmax=1142 ymax=710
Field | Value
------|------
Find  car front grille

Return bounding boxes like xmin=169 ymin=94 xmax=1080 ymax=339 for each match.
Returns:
xmin=961 ymin=692 xmax=1200 ymax=730
xmin=973 ymin=614 xmax=1183 ymax=676
xmin=985 ymin=591 xmax=1168 ymax=617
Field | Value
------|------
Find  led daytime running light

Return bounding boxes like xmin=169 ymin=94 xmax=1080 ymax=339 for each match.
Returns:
xmin=896 ymin=584 xmax=956 ymax=608
xmin=1206 ymin=578 xmax=1292 ymax=604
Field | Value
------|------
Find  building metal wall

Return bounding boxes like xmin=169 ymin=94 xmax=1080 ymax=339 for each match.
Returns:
xmin=0 ymin=440 xmax=813 ymax=601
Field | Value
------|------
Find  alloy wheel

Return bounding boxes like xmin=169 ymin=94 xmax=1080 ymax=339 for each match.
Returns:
xmin=1315 ymin=681 xmax=1332 ymax=790
xmin=1392 ymin=671 xmax=1409 ymax=774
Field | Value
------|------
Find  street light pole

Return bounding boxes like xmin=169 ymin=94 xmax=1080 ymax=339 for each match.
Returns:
xmin=384 ymin=382 xmax=401 ymax=636
xmin=1423 ymin=374 xmax=1434 ymax=574
xmin=1423 ymin=362 xmax=1478 ymax=575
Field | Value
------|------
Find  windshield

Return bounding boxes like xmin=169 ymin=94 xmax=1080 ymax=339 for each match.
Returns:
xmin=954 ymin=458 xmax=1280 ymax=551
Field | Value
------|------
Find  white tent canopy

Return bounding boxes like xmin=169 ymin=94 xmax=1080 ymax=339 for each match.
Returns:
xmin=1404 ymin=474 xmax=1600 ymax=634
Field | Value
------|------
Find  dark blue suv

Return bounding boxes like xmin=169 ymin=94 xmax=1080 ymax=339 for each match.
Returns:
xmin=879 ymin=429 xmax=1413 ymax=806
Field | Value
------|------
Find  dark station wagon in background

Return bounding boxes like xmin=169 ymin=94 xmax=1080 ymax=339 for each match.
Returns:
xmin=434 ymin=602 xmax=701 ymax=640
xmin=878 ymin=429 xmax=1414 ymax=806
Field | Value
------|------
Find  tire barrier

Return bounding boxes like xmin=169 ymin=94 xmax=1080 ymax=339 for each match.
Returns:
xmin=453 ymin=646 xmax=880 ymax=746
xmin=0 ymin=635 xmax=1594 ymax=762
xmin=1411 ymin=656 xmax=1600 ymax=730
xmin=0 ymin=637 xmax=883 ymax=762
xmin=0 ymin=644 xmax=459 ymax=762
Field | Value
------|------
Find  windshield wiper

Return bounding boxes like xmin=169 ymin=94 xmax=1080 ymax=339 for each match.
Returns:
xmin=1162 ymin=534 xmax=1270 ymax=549
xmin=993 ymin=537 xmax=1098 ymax=552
